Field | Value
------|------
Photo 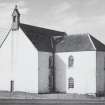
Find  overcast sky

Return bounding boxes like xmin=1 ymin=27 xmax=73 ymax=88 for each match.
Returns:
xmin=0 ymin=0 xmax=105 ymax=43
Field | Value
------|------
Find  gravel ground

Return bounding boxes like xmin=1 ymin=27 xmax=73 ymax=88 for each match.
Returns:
xmin=0 ymin=99 xmax=104 ymax=105
xmin=0 ymin=91 xmax=104 ymax=105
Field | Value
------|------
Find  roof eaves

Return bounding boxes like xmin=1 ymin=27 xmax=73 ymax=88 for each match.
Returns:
xmin=88 ymin=34 xmax=96 ymax=50
xmin=89 ymin=34 xmax=105 ymax=51
xmin=0 ymin=28 xmax=12 ymax=48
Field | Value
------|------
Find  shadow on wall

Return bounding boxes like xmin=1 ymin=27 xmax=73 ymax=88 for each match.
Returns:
xmin=96 ymin=91 xmax=105 ymax=97
xmin=55 ymin=55 xmax=67 ymax=93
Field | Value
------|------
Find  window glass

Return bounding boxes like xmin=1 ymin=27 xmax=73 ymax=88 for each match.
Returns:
xmin=68 ymin=56 xmax=74 ymax=67
xmin=68 ymin=77 xmax=74 ymax=88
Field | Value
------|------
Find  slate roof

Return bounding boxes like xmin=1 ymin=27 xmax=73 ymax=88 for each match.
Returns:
xmin=20 ymin=23 xmax=66 ymax=52
xmin=20 ymin=23 xmax=105 ymax=52
xmin=55 ymin=34 xmax=105 ymax=52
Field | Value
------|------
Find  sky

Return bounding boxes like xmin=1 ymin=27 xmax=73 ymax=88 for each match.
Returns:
xmin=0 ymin=0 xmax=105 ymax=43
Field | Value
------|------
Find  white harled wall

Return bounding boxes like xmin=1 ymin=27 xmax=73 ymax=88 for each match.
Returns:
xmin=0 ymin=28 xmax=38 ymax=93
xmin=13 ymin=28 xmax=38 ymax=93
xmin=38 ymin=51 xmax=52 ymax=93
xmin=55 ymin=51 xmax=96 ymax=94
xmin=0 ymin=30 xmax=11 ymax=91
xmin=55 ymin=54 xmax=66 ymax=92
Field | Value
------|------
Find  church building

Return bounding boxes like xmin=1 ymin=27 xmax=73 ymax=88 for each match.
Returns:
xmin=0 ymin=6 xmax=105 ymax=96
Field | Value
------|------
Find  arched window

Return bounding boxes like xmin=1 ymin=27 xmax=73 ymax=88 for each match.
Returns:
xmin=68 ymin=77 xmax=74 ymax=88
xmin=68 ymin=55 xmax=74 ymax=67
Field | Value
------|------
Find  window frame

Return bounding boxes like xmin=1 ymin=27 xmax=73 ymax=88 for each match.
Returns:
xmin=68 ymin=77 xmax=74 ymax=89
xmin=68 ymin=55 xmax=74 ymax=67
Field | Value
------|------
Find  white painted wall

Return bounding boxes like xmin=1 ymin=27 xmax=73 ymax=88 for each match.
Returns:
xmin=0 ymin=30 xmax=11 ymax=91
xmin=1 ymin=28 xmax=38 ymax=93
xmin=55 ymin=54 xmax=66 ymax=92
xmin=96 ymin=51 xmax=105 ymax=94
xmin=38 ymin=51 xmax=52 ymax=93
xmin=55 ymin=51 xmax=96 ymax=94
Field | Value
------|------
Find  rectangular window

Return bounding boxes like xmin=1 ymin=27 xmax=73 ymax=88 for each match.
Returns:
xmin=68 ymin=56 xmax=74 ymax=67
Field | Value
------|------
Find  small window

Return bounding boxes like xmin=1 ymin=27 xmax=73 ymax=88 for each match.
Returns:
xmin=68 ymin=77 xmax=74 ymax=88
xmin=68 ymin=55 xmax=74 ymax=67
xmin=13 ymin=16 xmax=16 ymax=22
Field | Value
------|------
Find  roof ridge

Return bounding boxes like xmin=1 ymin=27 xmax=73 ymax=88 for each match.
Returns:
xmin=20 ymin=23 xmax=66 ymax=34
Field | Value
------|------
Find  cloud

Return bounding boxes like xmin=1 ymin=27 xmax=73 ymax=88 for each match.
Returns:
xmin=67 ymin=0 xmax=105 ymax=18
xmin=50 ymin=0 xmax=105 ymax=20
xmin=46 ymin=0 xmax=105 ymax=31
xmin=52 ymin=1 xmax=71 ymax=14
xmin=16 ymin=0 xmax=25 ymax=6
xmin=17 ymin=0 xmax=29 ymax=15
